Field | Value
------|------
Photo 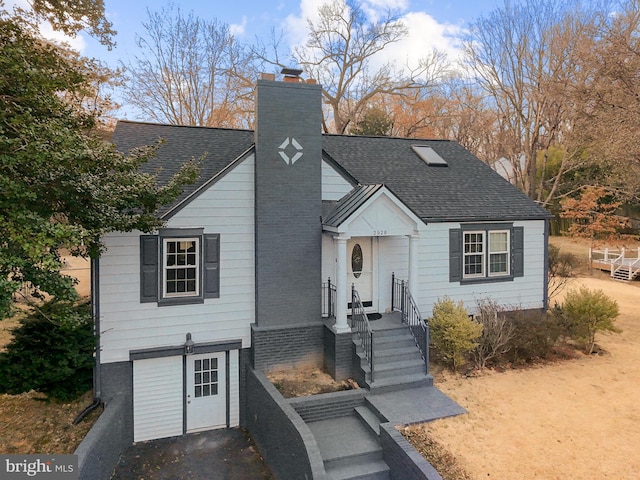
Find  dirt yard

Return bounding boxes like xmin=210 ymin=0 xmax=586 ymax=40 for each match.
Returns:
xmin=410 ymin=248 xmax=640 ymax=479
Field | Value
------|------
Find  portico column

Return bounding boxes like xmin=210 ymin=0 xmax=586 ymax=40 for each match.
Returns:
xmin=408 ymin=233 xmax=419 ymax=294
xmin=334 ymin=235 xmax=350 ymax=333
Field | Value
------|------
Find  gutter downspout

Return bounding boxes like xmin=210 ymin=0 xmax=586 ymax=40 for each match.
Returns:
xmin=73 ymin=256 xmax=102 ymax=425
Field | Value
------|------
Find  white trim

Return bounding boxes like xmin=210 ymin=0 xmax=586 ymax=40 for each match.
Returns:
xmin=162 ymin=237 xmax=200 ymax=298
xmin=323 ymin=185 xmax=426 ymax=235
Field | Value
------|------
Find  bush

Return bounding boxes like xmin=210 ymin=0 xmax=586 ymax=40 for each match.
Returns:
xmin=503 ymin=310 xmax=564 ymax=363
xmin=548 ymin=244 xmax=577 ymax=301
xmin=429 ymin=297 xmax=482 ymax=371
xmin=472 ymin=298 xmax=516 ymax=369
xmin=558 ymin=287 xmax=621 ymax=354
xmin=0 ymin=299 xmax=94 ymax=401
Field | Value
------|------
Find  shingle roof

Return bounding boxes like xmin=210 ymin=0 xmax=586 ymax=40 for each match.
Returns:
xmin=323 ymin=184 xmax=384 ymax=228
xmin=322 ymin=135 xmax=551 ymax=222
xmin=112 ymin=121 xmax=551 ymax=222
xmin=112 ymin=121 xmax=254 ymax=217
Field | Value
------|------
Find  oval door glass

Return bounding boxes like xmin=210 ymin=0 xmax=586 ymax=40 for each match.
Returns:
xmin=351 ymin=244 xmax=363 ymax=278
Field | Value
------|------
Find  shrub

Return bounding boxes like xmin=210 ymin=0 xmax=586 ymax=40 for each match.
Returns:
xmin=471 ymin=298 xmax=515 ymax=369
xmin=429 ymin=297 xmax=482 ymax=371
xmin=548 ymin=244 xmax=577 ymax=301
xmin=503 ymin=310 xmax=563 ymax=363
xmin=0 ymin=299 xmax=94 ymax=401
xmin=558 ymin=287 xmax=621 ymax=354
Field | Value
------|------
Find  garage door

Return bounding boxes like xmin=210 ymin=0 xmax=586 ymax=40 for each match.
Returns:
xmin=133 ymin=356 xmax=183 ymax=442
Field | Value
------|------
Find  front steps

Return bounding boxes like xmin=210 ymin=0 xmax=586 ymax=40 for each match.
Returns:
xmin=354 ymin=321 xmax=432 ymax=393
xmin=299 ymin=315 xmax=439 ymax=479
xmin=307 ymin=403 xmax=389 ymax=480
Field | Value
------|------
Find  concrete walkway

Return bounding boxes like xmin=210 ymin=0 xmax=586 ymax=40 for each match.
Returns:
xmin=110 ymin=428 xmax=273 ymax=480
xmin=367 ymin=385 xmax=466 ymax=425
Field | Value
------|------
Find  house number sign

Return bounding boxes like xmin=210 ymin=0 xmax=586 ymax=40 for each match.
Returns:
xmin=373 ymin=230 xmax=387 ymax=236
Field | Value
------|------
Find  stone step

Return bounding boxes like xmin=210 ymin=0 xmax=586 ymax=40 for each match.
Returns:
xmin=374 ymin=345 xmax=419 ymax=359
xmin=374 ymin=358 xmax=426 ymax=380
xmin=367 ymin=372 xmax=434 ymax=394
xmin=373 ymin=333 xmax=415 ymax=350
xmin=326 ymin=458 xmax=390 ymax=480
xmin=354 ymin=405 xmax=385 ymax=436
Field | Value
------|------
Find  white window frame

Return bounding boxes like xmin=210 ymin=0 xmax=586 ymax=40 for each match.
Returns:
xmin=463 ymin=231 xmax=485 ymax=278
xmin=488 ymin=230 xmax=510 ymax=277
xmin=162 ymin=237 xmax=200 ymax=298
xmin=463 ymin=229 xmax=510 ymax=279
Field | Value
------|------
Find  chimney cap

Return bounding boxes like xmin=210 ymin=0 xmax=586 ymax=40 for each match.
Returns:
xmin=281 ymin=67 xmax=303 ymax=77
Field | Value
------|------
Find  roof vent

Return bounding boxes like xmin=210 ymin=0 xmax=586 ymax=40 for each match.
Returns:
xmin=411 ymin=145 xmax=448 ymax=166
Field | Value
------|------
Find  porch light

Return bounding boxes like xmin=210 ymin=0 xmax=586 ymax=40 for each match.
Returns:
xmin=184 ymin=333 xmax=195 ymax=355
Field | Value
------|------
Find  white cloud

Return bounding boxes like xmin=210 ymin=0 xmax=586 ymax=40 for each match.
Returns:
xmin=4 ymin=0 xmax=86 ymax=52
xmin=39 ymin=23 xmax=87 ymax=52
xmin=378 ymin=11 xmax=465 ymax=69
xmin=285 ymin=0 xmax=465 ymax=75
xmin=230 ymin=16 xmax=248 ymax=36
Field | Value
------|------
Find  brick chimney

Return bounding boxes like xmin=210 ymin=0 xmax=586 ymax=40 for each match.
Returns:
xmin=254 ymin=70 xmax=323 ymax=327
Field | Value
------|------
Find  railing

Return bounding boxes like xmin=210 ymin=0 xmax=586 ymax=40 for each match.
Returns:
xmin=351 ymin=285 xmax=374 ymax=383
xmin=321 ymin=277 xmax=336 ymax=318
xmin=391 ymin=273 xmax=429 ymax=373
xmin=591 ymin=247 xmax=640 ymax=280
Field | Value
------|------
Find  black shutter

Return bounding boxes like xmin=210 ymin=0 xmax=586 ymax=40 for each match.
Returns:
xmin=512 ymin=226 xmax=524 ymax=277
xmin=203 ymin=234 xmax=220 ymax=298
xmin=140 ymin=235 xmax=159 ymax=303
xmin=449 ymin=229 xmax=462 ymax=282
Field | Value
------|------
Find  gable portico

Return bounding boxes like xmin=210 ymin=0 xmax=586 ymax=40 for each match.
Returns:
xmin=322 ymin=184 xmax=427 ymax=332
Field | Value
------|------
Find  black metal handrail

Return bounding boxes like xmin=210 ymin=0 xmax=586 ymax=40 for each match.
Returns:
xmin=322 ymin=277 xmax=336 ymax=318
xmin=352 ymin=285 xmax=374 ymax=383
xmin=391 ymin=273 xmax=429 ymax=373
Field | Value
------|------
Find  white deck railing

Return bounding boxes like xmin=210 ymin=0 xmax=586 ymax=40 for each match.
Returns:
xmin=590 ymin=247 xmax=640 ymax=280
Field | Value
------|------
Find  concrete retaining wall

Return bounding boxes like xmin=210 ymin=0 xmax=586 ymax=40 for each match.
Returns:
xmin=75 ymin=394 xmax=131 ymax=480
xmin=379 ymin=423 xmax=443 ymax=480
xmin=244 ymin=367 xmax=329 ymax=480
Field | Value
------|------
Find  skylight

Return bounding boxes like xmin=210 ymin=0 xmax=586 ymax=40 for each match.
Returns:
xmin=411 ymin=145 xmax=448 ymax=166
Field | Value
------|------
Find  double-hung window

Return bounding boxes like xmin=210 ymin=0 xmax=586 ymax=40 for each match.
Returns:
xmin=163 ymin=238 xmax=200 ymax=297
xmin=140 ymin=229 xmax=220 ymax=305
xmin=451 ymin=224 xmax=523 ymax=283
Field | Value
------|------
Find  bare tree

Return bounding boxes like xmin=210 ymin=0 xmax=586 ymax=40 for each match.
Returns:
xmin=291 ymin=0 xmax=448 ymax=134
xmin=463 ymin=0 xmax=600 ymax=200
xmin=122 ymin=4 xmax=259 ymax=128
xmin=565 ymin=1 xmax=640 ymax=203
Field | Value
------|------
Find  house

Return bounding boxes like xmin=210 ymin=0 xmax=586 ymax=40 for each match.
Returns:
xmin=95 ymin=72 xmax=551 ymax=450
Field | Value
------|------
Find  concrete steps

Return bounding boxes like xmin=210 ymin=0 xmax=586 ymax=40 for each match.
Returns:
xmin=307 ymin=408 xmax=389 ymax=480
xmin=355 ymin=324 xmax=431 ymax=393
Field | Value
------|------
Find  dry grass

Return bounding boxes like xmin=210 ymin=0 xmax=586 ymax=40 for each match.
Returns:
xmin=0 ymin=390 xmax=101 ymax=454
xmin=406 ymin=236 xmax=640 ymax=480
xmin=266 ymin=366 xmax=359 ymax=398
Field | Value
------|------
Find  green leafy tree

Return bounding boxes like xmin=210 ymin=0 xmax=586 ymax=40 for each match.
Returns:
xmin=350 ymin=107 xmax=393 ymax=136
xmin=0 ymin=15 xmax=199 ymax=318
xmin=429 ymin=297 xmax=483 ymax=371
xmin=560 ymin=287 xmax=621 ymax=354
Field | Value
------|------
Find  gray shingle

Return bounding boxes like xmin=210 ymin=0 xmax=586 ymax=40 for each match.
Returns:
xmin=112 ymin=121 xmax=254 ymax=217
xmin=112 ymin=121 xmax=551 ymax=222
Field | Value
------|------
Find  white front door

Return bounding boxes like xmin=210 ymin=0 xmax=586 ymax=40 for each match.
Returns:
xmin=347 ymin=237 xmax=375 ymax=310
xmin=186 ymin=352 xmax=226 ymax=433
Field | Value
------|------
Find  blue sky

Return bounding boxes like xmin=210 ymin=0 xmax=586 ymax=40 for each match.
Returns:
xmin=71 ymin=0 xmax=502 ymax=68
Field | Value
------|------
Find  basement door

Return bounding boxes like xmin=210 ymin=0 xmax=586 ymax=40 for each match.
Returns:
xmin=186 ymin=352 xmax=227 ymax=433
xmin=347 ymin=237 xmax=375 ymax=310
